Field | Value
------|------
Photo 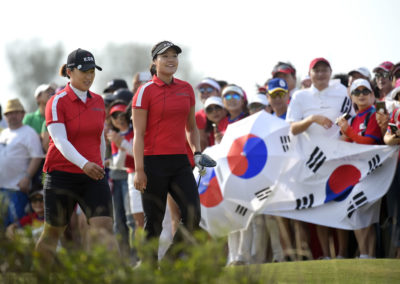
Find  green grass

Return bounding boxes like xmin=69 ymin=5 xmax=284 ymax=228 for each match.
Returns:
xmin=221 ymin=259 xmax=400 ymax=283
xmin=2 ymin=259 xmax=399 ymax=284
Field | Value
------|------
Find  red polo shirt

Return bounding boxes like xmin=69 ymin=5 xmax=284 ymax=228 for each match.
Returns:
xmin=44 ymin=83 xmax=105 ymax=173
xmin=195 ymin=109 xmax=207 ymax=130
xmin=347 ymin=106 xmax=381 ymax=144
xmin=132 ymin=75 xmax=195 ymax=156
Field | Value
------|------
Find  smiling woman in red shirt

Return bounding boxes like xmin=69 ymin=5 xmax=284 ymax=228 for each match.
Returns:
xmin=35 ymin=48 xmax=118 ymax=264
xmin=132 ymin=41 xmax=204 ymax=262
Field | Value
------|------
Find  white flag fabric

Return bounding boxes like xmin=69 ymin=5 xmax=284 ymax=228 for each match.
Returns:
xmin=262 ymin=132 xmax=399 ymax=230
xmin=196 ymin=113 xmax=399 ymax=236
xmin=194 ymin=145 xmax=255 ymax=237
xmin=214 ymin=111 xmax=292 ymax=211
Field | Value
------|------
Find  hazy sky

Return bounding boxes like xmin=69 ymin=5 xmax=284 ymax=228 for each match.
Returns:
xmin=1 ymin=0 xmax=399 ymax=108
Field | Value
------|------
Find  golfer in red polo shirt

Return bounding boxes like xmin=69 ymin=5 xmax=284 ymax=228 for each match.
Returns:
xmin=132 ymin=41 xmax=205 ymax=262
xmin=36 ymin=48 xmax=118 ymax=263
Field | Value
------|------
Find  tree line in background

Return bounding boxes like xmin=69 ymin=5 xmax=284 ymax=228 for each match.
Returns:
xmin=6 ymin=39 xmax=201 ymax=112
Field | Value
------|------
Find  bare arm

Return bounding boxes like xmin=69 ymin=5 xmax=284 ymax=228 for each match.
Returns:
xmin=290 ymin=114 xmax=333 ymax=135
xmin=133 ymin=108 xmax=148 ymax=192
xmin=186 ymin=106 xmax=202 ymax=153
xmin=18 ymin=157 xmax=43 ymax=193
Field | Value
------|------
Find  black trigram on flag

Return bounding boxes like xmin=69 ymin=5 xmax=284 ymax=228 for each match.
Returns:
xmin=235 ymin=205 xmax=248 ymax=216
xmin=341 ymin=96 xmax=353 ymax=114
xmin=280 ymin=135 xmax=291 ymax=152
xmin=367 ymin=154 xmax=381 ymax=175
xmin=254 ymin=187 xmax=272 ymax=201
xmin=295 ymin=194 xmax=314 ymax=210
xmin=306 ymin=147 xmax=326 ymax=173
xmin=347 ymin=191 xmax=368 ymax=218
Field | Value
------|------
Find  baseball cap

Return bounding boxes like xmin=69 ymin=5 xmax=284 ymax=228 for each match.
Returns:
xmin=151 ymin=41 xmax=182 ymax=59
xmin=204 ymin=96 xmax=224 ymax=109
xmin=109 ymin=104 xmax=127 ymax=115
xmin=4 ymin=98 xmax=25 ymax=114
xmin=222 ymin=85 xmax=245 ymax=98
xmin=247 ymin=94 xmax=269 ymax=106
xmin=112 ymin=88 xmax=133 ymax=104
xmin=373 ymin=61 xmax=393 ymax=73
xmin=196 ymin=78 xmax=221 ymax=92
xmin=309 ymin=57 xmax=331 ymax=71
xmin=103 ymin=79 xmax=128 ymax=93
xmin=267 ymin=78 xmax=288 ymax=94
xmin=272 ymin=62 xmax=296 ymax=77
xmin=348 ymin=67 xmax=371 ymax=80
xmin=34 ymin=84 xmax=54 ymax=98
xmin=67 ymin=48 xmax=102 ymax=72
xmin=350 ymin=78 xmax=372 ymax=94
xmin=29 ymin=189 xmax=44 ymax=199
xmin=391 ymin=62 xmax=400 ymax=78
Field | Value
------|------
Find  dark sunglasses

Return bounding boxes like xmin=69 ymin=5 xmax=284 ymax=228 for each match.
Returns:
xmin=351 ymin=88 xmax=371 ymax=96
xmin=205 ymin=105 xmax=223 ymax=113
xmin=269 ymin=91 xmax=287 ymax=99
xmin=375 ymin=72 xmax=390 ymax=79
xmin=111 ymin=112 xmax=123 ymax=119
xmin=224 ymin=93 xmax=241 ymax=100
xmin=199 ymin=87 xmax=215 ymax=94
xmin=31 ymin=197 xmax=43 ymax=203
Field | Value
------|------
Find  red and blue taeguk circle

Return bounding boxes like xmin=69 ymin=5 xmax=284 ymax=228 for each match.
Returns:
xmin=198 ymin=169 xmax=223 ymax=208
xmin=227 ymin=134 xmax=268 ymax=179
xmin=324 ymin=164 xmax=361 ymax=203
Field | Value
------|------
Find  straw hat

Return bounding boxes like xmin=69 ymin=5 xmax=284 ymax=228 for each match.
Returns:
xmin=4 ymin=99 xmax=25 ymax=114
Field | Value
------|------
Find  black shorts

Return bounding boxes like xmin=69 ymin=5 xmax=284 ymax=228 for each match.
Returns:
xmin=43 ymin=171 xmax=113 ymax=227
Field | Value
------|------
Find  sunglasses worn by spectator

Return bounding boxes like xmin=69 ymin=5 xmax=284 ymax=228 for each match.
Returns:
xmin=375 ymin=72 xmax=390 ymax=79
xmin=351 ymin=88 xmax=371 ymax=96
xmin=224 ymin=93 xmax=241 ymax=100
xmin=199 ymin=87 xmax=215 ymax=94
xmin=269 ymin=91 xmax=287 ymax=99
xmin=111 ymin=112 xmax=122 ymax=119
xmin=205 ymin=105 xmax=223 ymax=113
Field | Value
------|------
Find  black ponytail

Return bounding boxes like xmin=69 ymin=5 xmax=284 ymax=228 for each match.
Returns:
xmin=149 ymin=63 xmax=157 ymax=76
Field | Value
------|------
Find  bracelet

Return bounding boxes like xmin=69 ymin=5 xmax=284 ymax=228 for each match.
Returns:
xmin=194 ymin=151 xmax=202 ymax=156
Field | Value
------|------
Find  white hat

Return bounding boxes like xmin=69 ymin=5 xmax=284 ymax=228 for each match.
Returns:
xmin=350 ymin=78 xmax=372 ymax=94
xmin=196 ymin=78 xmax=221 ymax=92
xmin=204 ymin=96 xmax=224 ymax=109
xmin=348 ymin=67 xmax=371 ymax=80
xmin=390 ymin=86 xmax=400 ymax=100
xmin=222 ymin=85 xmax=245 ymax=98
xmin=34 ymin=84 xmax=52 ymax=98
xmin=247 ymin=94 xmax=269 ymax=106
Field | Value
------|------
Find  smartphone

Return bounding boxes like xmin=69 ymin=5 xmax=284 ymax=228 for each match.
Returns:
xmin=375 ymin=101 xmax=387 ymax=114
xmin=389 ymin=123 xmax=399 ymax=135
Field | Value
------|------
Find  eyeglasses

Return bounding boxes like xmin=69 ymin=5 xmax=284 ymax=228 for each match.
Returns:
xmin=375 ymin=72 xmax=390 ymax=79
xmin=351 ymin=88 xmax=372 ymax=96
xmin=31 ymin=197 xmax=43 ymax=203
xmin=205 ymin=105 xmax=223 ymax=113
xmin=269 ymin=91 xmax=287 ymax=99
xmin=224 ymin=93 xmax=241 ymax=100
xmin=199 ymin=87 xmax=215 ymax=94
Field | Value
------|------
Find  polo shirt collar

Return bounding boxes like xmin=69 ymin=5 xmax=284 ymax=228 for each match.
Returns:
xmin=66 ymin=83 xmax=92 ymax=101
xmin=152 ymin=75 xmax=177 ymax=87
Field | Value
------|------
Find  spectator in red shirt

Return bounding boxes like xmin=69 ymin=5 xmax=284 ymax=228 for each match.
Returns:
xmin=337 ymin=78 xmax=382 ymax=259
xmin=6 ymin=189 xmax=44 ymax=240
xmin=195 ymin=78 xmax=222 ymax=150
